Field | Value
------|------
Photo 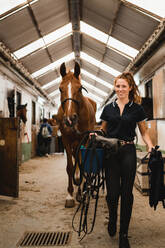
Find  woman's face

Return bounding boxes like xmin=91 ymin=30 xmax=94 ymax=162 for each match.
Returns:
xmin=114 ymin=78 xmax=132 ymax=100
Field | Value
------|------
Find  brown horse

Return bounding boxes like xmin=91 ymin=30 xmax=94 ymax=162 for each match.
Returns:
xmin=48 ymin=117 xmax=57 ymax=126
xmin=55 ymin=62 xmax=96 ymax=207
xmin=16 ymin=103 xmax=27 ymax=124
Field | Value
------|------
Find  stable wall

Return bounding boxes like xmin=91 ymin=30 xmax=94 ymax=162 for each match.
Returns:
xmin=135 ymin=44 xmax=165 ymax=153
xmin=0 ymin=69 xmax=55 ymax=162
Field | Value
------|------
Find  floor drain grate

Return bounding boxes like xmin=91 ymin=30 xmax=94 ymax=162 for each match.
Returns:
xmin=17 ymin=231 xmax=71 ymax=247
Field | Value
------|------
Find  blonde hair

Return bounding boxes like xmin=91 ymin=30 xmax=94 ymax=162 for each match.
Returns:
xmin=114 ymin=72 xmax=142 ymax=104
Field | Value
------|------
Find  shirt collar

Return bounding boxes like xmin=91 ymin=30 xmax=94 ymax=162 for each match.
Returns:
xmin=112 ymin=99 xmax=133 ymax=107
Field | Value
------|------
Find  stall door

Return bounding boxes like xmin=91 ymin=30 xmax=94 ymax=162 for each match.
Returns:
xmin=0 ymin=118 xmax=19 ymax=197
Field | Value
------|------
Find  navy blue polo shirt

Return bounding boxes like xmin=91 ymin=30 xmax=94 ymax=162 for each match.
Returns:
xmin=100 ymin=100 xmax=146 ymax=141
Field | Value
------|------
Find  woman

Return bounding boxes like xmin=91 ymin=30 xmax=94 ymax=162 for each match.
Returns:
xmin=100 ymin=72 xmax=153 ymax=248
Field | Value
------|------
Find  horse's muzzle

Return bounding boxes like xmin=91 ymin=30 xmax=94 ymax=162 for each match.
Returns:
xmin=64 ymin=114 xmax=78 ymax=127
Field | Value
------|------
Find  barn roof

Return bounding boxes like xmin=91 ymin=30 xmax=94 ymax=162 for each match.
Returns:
xmin=0 ymin=0 xmax=165 ymax=116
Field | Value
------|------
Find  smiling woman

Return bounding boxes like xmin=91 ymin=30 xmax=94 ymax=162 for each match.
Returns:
xmin=99 ymin=72 xmax=154 ymax=248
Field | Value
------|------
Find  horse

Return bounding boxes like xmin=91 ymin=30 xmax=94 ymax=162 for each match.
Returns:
xmin=48 ymin=117 xmax=57 ymax=126
xmin=16 ymin=103 xmax=27 ymax=124
xmin=55 ymin=62 xmax=97 ymax=207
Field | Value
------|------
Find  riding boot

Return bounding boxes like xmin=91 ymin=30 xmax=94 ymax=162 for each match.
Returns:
xmin=119 ymin=233 xmax=130 ymax=248
xmin=107 ymin=199 xmax=118 ymax=237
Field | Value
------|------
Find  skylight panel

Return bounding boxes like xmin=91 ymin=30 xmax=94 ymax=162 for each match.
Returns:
xmin=126 ymin=0 xmax=165 ymax=18
xmin=80 ymin=21 xmax=108 ymax=44
xmin=81 ymin=52 xmax=120 ymax=77
xmin=0 ymin=0 xmax=38 ymax=20
xmin=81 ymin=52 xmax=100 ymax=67
xmin=83 ymin=91 xmax=104 ymax=103
xmin=14 ymin=39 xmax=45 ymax=59
xmin=31 ymin=52 xmax=74 ymax=78
xmin=44 ymin=23 xmax=72 ymax=44
xmin=81 ymin=80 xmax=108 ymax=97
xmin=41 ymin=77 xmax=61 ymax=89
xmin=107 ymin=37 xmax=138 ymax=58
xmin=81 ymin=69 xmax=113 ymax=89
xmin=13 ymin=23 xmax=72 ymax=59
xmin=0 ymin=0 xmax=26 ymax=15
xmin=100 ymin=63 xmax=120 ymax=77
xmin=48 ymin=89 xmax=60 ymax=97
xmin=80 ymin=21 xmax=138 ymax=59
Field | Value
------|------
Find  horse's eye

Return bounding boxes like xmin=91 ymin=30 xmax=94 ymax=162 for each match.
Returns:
xmin=79 ymin=86 xmax=82 ymax=92
xmin=59 ymin=87 xmax=62 ymax=92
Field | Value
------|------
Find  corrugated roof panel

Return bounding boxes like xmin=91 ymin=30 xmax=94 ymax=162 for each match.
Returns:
xmin=82 ymin=40 xmax=104 ymax=62
xmin=38 ymin=59 xmax=74 ymax=86
xmin=83 ymin=0 xmax=119 ymax=34
xmin=82 ymin=34 xmax=106 ymax=56
xmin=112 ymin=4 xmax=160 ymax=50
xmin=81 ymin=60 xmax=99 ymax=74
xmin=81 ymin=60 xmax=114 ymax=87
xmin=20 ymin=49 xmax=50 ymax=73
xmin=20 ymin=37 xmax=72 ymax=74
xmin=0 ymin=8 xmax=39 ymax=51
xmin=31 ymin=0 xmax=69 ymax=36
xmin=47 ymin=36 xmax=72 ymax=61
xmin=98 ymin=69 xmax=115 ymax=85
xmin=45 ymin=84 xmax=59 ymax=95
xmin=103 ymin=48 xmax=131 ymax=72
xmin=81 ymin=74 xmax=110 ymax=93
xmin=38 ymin=71 xmax=59 ymax=87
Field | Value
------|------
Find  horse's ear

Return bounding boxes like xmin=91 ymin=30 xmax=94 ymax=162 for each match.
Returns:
xmin=74 ymin=62 xmax=80 ymax=79
xmin=25 ymin=103 xmax=27 ymax=107
xmin=60 ymin=63 xmax=66 ymax=77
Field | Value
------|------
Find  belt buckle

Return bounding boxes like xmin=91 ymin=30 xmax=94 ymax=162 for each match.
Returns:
xmin=120 ymin=140 xmax=125 ymax=146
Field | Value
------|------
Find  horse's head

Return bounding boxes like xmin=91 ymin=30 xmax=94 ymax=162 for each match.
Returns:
xmin=59 ymin=62 xmax=84 ymax=129
xmin=16 ymin=103 xmax=27 ymax=124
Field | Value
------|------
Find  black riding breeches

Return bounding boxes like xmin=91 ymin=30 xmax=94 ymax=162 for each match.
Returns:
xmin=105 ymin=144 xmax=137 ymax=234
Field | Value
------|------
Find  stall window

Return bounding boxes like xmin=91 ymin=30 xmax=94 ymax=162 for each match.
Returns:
xmin=145 ymin=80 xmax=153 ymax=98
xmin=16 ymin=91 xmax=21 ymax=108
xmin=32 ymin=101 xmax=36 ymax=124
xmin=141 ymin=80 xmax=153 ymax=120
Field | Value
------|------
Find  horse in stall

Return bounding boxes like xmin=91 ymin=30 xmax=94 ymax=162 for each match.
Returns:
xmin=55 ymin=62 xmax=96 ymax=207
xmin=16 ymin=103 xmax=27 ymax=124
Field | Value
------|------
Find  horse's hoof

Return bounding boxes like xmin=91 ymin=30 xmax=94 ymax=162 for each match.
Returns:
xmin=65 ymin=199 xmax=75 ymax=208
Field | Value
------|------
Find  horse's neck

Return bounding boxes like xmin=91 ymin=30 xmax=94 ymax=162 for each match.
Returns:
xmin=77 ymin=96 xmax=95 ymax=130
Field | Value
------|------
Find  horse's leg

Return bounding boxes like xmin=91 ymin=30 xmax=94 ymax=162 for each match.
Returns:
xmin=72 ymin=145 xmax=82 ymax=203
xmin=65 ymin=146 xmax=75 ymax=208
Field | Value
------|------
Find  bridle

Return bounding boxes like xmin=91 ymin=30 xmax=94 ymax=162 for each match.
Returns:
xmin=61 ymin=85 xmax=88 ymax=111
xmin=61 ymin=98 xmax=79 ymax=110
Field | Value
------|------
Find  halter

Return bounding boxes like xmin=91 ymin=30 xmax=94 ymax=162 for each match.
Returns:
xmin=61 ymin=98 xmax=79 ymax=110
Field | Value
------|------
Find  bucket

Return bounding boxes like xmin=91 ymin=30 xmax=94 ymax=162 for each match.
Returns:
xmin=80 ymin=147 xmax=104 ymax=173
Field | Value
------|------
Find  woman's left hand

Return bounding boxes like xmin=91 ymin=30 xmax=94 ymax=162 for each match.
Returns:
xmin=148 ymin=146 xmax=154 ymax=153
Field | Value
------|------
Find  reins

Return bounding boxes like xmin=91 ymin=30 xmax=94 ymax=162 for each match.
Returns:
xmin=72 ymin=131 xmax=106 ymax=241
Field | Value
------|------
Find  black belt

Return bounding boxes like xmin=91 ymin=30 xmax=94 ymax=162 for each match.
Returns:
xmin=119 ymin=140 xmax=134 ymax=146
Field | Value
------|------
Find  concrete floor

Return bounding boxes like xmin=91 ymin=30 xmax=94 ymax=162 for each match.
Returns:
xmin=0 ymin=154 xmax=165 ymax=248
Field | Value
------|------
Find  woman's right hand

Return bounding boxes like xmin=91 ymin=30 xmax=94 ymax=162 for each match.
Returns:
xmin=89 ymin=132 xmax=97 ymax=138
